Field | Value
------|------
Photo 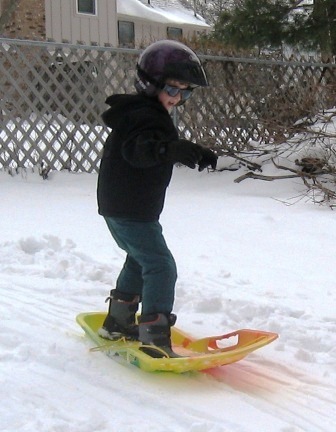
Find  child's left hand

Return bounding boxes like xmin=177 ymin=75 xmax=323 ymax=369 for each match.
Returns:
xmin=198 ymin=148 xmax=218 ymax=171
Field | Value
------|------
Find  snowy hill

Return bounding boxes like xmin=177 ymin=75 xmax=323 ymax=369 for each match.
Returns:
xmin=1 ymin=166 xmax=335 ymax=432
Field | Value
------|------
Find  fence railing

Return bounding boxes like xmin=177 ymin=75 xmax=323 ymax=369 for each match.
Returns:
xmin=1 ymin=38 xmax=335 ymax=172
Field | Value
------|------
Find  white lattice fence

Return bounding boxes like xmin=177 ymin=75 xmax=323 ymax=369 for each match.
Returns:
xmin=0 ymin=39 xmax=139 ymax=172
xmin=1 ymin=38 xmax=335 ymax=172
xmin=180 ymin=55 xmax=336 ymax=150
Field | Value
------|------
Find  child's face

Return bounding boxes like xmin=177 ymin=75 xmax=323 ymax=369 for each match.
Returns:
xmin=158 ymin=79 xmax=191 ymax=112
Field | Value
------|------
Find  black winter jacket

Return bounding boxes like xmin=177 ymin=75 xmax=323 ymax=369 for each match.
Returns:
xmin=97 ymin=94 xmax=178 ymax=221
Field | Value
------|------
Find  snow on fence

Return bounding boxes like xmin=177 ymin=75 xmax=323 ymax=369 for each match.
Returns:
xmin=1 ymin=37 xmax=335 ymax=172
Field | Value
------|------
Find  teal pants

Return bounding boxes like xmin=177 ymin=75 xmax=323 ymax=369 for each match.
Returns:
xmin=104 ymin=217 xmax=177 ymax=315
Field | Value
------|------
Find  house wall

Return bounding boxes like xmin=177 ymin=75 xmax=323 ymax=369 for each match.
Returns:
xmin=45 ymin=0 xmax=209 ymax=47
xmin=0 ymin=0 xmax=11 ymax=16
xmin=45 ymin=0 xmax=118 ymax=45
xmin=0 ymin=0 xmax=20 ymax=21
xmin=1 ymin=0 xmax=208 ymax=46
xmin=131 ymin=20 xmax=203 ymax=47
xmin=1 ymin=0 xmax=45 ymax=39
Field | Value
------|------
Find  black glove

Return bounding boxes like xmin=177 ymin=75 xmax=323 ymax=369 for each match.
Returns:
xmin=163 ymin=139 xmax=203 ymax=169
xmin=198 ymin=148 xmax=218 ymax=171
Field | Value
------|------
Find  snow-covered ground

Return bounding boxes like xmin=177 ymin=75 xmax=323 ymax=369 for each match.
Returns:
xmin=1 ymin=163 xmax=335 ymax=432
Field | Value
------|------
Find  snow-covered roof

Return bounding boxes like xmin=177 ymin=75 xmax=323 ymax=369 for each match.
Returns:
xmin=117 ymin=0 xmax=210 ymax=28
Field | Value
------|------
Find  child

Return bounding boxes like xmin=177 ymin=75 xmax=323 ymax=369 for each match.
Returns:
xmin=97 ymin=40 xmax=217 ymax=358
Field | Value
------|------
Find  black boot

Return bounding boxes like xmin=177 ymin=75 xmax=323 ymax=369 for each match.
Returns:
xmin=98 ymin=290 xmax=139 ymax=340
xmin=139 ymin=313 xmax=180 ymax=358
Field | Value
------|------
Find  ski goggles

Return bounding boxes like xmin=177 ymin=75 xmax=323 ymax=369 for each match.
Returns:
xmin=162 ymin=84 xmax=193 ymax=101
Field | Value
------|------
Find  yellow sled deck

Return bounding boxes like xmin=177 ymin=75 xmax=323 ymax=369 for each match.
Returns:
xmin=76 ymin=312 xmax=278 ymax=373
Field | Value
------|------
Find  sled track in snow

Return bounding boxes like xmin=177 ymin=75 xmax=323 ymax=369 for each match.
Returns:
xmin=1 ymin=241 xmax=336 ymax=432
xmin=205 ymin=360 xmax=335 ymax=432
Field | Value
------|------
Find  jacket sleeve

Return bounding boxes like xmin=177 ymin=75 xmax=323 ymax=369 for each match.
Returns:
xmin=121 ymin=132 xmax=169 ymax=168
xmin=121 ymin=110 xmax=178 ymax=168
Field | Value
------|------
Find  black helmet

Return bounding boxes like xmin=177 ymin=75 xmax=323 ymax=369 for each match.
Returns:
xmin=135 ymin=40 xmax=208 ymax=97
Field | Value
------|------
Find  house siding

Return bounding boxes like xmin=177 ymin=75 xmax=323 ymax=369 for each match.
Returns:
xmin=45 ymin=0 xmax=209 ymax=47
xmin=46 ymin=0 xmax=118 ymax=46
xmin=118 ymin=16 xmax=204 ymax=48
xmin=60 ymin=0 xmax=72 ymax=42
xmin=1 ymin=0 xmax=209 ymax=46
xmin=117 ymin=15 xmax=159 ymax=47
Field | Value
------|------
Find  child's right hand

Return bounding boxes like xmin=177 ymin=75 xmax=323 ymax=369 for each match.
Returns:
xmin=163 ymin=139 xmax=217 ymax=171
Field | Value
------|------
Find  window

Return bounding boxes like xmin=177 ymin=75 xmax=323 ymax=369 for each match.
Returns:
xmin=77 ymin=0 xmax=96 ymax=15
xmin=118 ymin=21 xmax=135 ymax=48
xmin=167 ymin=27 xmax=182 ymax=40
